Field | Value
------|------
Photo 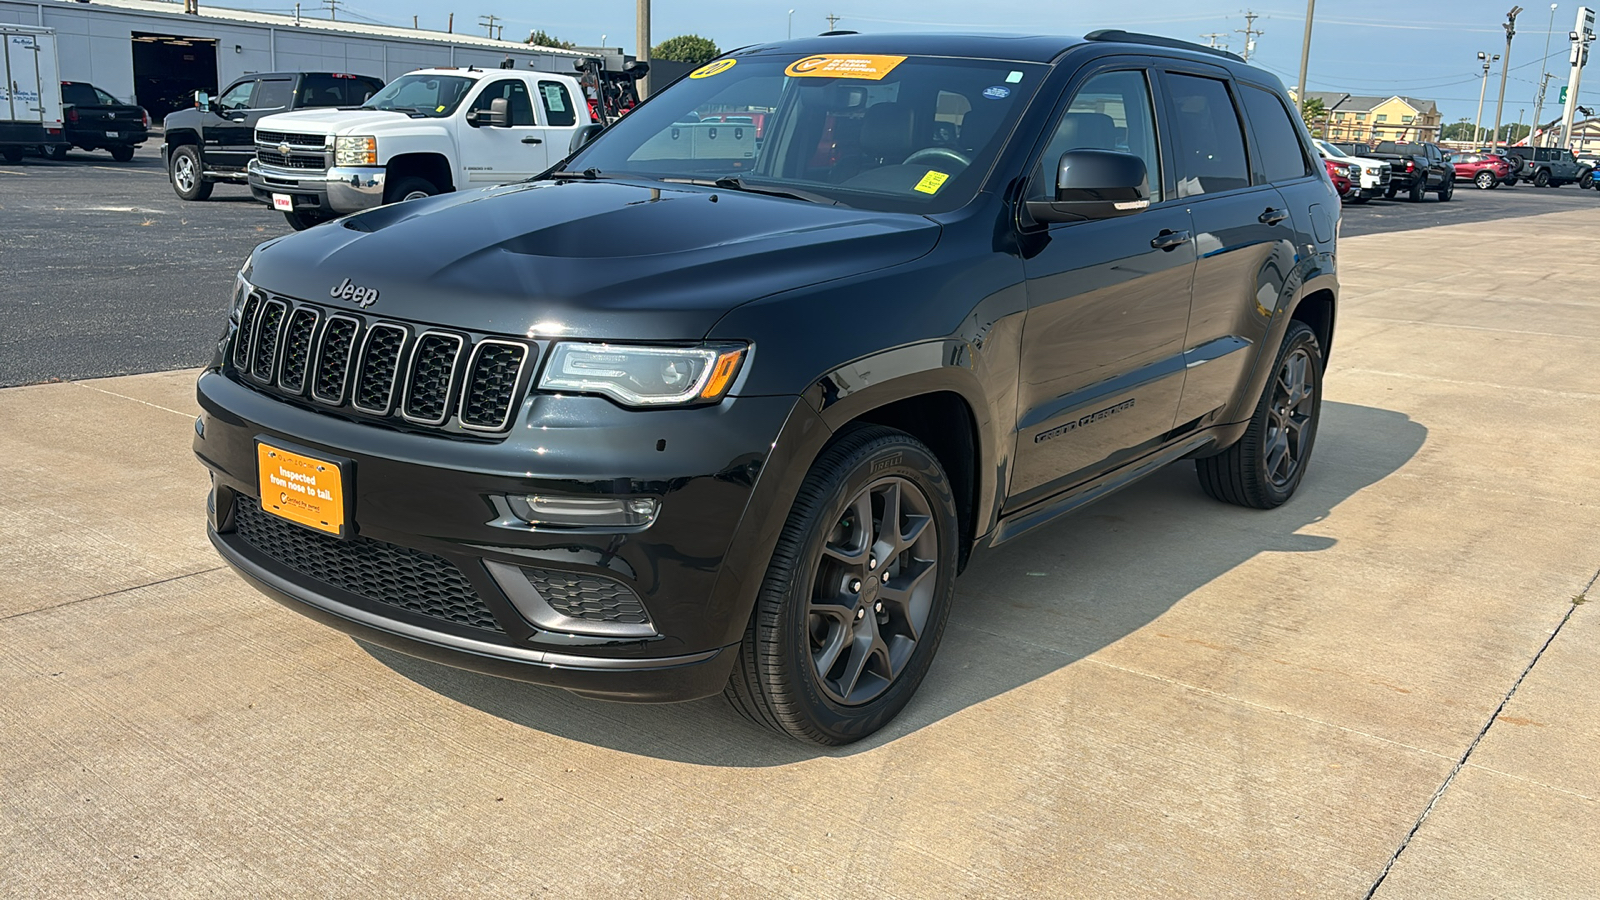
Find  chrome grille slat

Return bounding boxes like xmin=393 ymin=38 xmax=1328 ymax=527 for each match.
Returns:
xmin=278 ymin=308 xmax=321 ymax=394
xmin=250 ymin=299 xmax=288 ymax=382
xmin=459 ymin=340 xmax=530 ymax=431
xmin=255 ymin=130 xmax=325 ymax=147
xmin=352 ymin=324 xmax=408 ymax=414
xmin=402 ymin=332 xmax=465 ymax=425
xmin=312 ymin=315 xmax=361 ymax=405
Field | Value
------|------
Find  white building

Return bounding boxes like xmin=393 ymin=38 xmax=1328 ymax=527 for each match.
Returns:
xmin=0 ymin=0 xmax=614 ymax=119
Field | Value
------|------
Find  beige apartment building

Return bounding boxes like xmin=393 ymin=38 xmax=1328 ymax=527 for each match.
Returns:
xmin=1301 ymin=92 xmax=1442 ymax=144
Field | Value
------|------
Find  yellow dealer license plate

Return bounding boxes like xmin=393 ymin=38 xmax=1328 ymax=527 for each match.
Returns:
xmin=256 ymin=441 xmax=346 ymax=536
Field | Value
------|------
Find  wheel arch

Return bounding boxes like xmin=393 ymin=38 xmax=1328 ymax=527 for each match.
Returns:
xmin=386 ymin=153 xmax=454 ymax=193
xmin=164 ymin=129 xmax=200 ymax=148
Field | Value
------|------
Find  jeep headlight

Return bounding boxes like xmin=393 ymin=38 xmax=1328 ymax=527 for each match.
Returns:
xmin=539 ymin=343 xmax=747 ymax=407
xmin=230 ymin=253 xmax=255 ymax=321
xmin=335 ymin=135 xmax=377 ymax=166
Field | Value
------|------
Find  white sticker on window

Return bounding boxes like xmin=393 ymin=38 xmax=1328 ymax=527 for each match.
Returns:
xmin=542 ymin=84 xmax=566 ymax=113
xmin=1006 ymin=70 xmax=1024 ymax=84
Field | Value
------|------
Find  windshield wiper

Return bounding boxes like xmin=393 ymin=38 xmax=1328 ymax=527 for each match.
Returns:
xmin=663 ymin=176 xmax=842 ymax=206
xmin=548 ymin=167 xmax=607 ymax=181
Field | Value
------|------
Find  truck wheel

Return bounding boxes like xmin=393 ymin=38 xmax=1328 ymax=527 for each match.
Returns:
xmin=169 ymin=145 xmax=212 ymax=201
xmin=1195 ymin=320 xmax=1324 ymax=510
xmin=384 ymin=176 xmax=438 ymax=204
xmin=1475 ymin=170 xmax=1497 ymax=190
xmin=1581 ymin=171 xmax=1594 ymax=189
xmin=1384 ymin=185 xmax=1397 ymax=199
xmin=109 ymin=145 xmax=135 ymax=163
xmin=1408 ymin=177 xmax=1426 ymax=202
xmin=47 ymin=144 xmax=70 ymax=161
xmin=1 ymin=147 xmax=23 ymax=165
xmin=1533 ymin=168 xmax=1550 ymax=187
xmin=1437 ymin=176 xmax=1454 ymax=201
xmin=725 ymin=425 xmax=958 ymax=745
xmin=283 ymin=210 xmax=332 ymax=231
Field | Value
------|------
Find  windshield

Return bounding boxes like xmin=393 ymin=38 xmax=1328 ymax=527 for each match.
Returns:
xmin=1316 ymin=139 xmax=1348 ymax=159
xmin=562 ymin=54 xmax=1047 ymax=213
xmin=363 ymin=74 xmax=476 ymax=117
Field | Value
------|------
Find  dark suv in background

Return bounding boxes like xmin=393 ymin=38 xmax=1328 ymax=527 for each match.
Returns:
xmin=194 ymin=31 xmax=1338 ymax=744
xmin=162 ymin=71 xmax=383 ymax=201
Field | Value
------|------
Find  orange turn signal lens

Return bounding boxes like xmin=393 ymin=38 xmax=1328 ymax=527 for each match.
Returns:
xmin=699 ymin=349 xmax=745 ymax=400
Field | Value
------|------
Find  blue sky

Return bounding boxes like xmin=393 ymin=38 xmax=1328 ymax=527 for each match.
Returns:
xmin=235 ymin=0 xmax=1591 ymax=127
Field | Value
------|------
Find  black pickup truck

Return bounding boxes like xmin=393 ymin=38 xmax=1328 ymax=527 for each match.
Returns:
xmin=162 ymin=71 xmax=383 ymax=201
xmin=48 ymin=81 xmax=149 ymax=162
xmin=1366 ymin=140 xmax=1454 ymax=201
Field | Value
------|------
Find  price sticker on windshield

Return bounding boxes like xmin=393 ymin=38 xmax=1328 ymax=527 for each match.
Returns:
xmin=690 ymin=58 xmax=738 ymax=79
xmin=914 ymin=170 xmax=950 ymax=194
xmin=784 ymin=55 xmax=906 ymax=80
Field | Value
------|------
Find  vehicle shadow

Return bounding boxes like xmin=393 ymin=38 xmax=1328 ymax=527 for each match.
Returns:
xmin=365 ymin=400 xmax=1427 ymax=765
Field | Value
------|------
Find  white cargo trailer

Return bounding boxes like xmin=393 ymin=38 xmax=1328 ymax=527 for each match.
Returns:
xmin=1 ymin=23 xmax=65 ymax=161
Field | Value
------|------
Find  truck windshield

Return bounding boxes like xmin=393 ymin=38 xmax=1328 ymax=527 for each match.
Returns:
xmin=363 ymin=74 xmax=475 ymax=117
xmin=1316 ymin=139 xmax=1349 ymax=159
xmin=562 ymin=54 xmax=1047 ymax=213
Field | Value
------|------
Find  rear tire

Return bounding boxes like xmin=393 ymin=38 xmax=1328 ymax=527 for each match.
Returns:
xmin=47 ymin=144 xmax=70 ymax=161
xmin=383 ymin=175 xmax=439 ymax=204
xmin=1 ymin=147 xmax=23 ymax=164
xmin=1195 ymin=320 xmax=1324 ymax=510
xmin=109 ymin=145 xmax=134 ymax=163
xmin=168 ymin=145 xmax=212 ymax=200
xmin=1475 ymin=170 xmax=1496 ymax=190
xmin=725 ymin=425 xmax=959 ymax=745
xmin=1533 ymin=168 xmax=1551 ymax=187
xmin=1408 ymin=177 xmax=1426 ymax=202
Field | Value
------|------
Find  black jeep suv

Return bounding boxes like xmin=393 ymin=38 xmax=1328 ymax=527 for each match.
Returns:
xmin=195 ymin=31 xmax=1338 ymax=744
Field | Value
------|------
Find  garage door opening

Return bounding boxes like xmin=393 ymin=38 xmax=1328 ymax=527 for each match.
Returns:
xmin=131 ymin=32 xmax=218 ymax=121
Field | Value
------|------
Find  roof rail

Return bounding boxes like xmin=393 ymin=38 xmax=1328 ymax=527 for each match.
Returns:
xmin=1083 ymin=29 xmax=1245 ymax=63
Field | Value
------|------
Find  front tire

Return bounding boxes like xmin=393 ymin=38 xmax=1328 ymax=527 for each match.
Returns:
xmin=725 ymin=425 xmax=959 ymax=745
xmin=1195 ymin=320 xmax=1324 ymax=509
xmin=168 ymin=145 xmax=212 ymax=200
xmin=383 ymin=175 xmax=439 ymax=204
xmin=1475 ymin=170 xmax=1497 ymax=190
xmin=1408 ymin=177 xmax=1426 ymax=202
xmin=283 ymin=210 xmax=332 ymax=231
xmin=1437 ymin=176 xmax=1454 ymax=201
xmin=1579 ymin=170 xmax=1593 ymax=189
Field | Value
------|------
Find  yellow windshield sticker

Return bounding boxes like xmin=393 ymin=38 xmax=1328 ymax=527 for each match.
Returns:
xmin=435 ymin=104 xmax=446 ymax=112
xmin=914 ymin=170 xmax=950 ymax=194
xmin=690 ymin=58 xmax=738 ymax=79
xmin=784 ymin=54 xmax=907 ymax=80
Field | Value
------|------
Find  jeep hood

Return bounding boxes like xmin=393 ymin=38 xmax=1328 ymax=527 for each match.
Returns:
xmin=248 ymin=179 xmax=943 ymax=340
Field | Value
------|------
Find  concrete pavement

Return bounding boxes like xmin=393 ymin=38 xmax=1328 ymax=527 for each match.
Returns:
xmin=2 ymin=209 xmax=1596 ymax=898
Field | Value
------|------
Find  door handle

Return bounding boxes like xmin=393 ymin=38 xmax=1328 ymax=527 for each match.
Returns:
xmin=1150 ymin=229 xmax=1191 ymax=251
xmin=521 ymin=136 xmax=542 ymax=145
xmin=1259 ymin=207 xmax=1289 ymax=225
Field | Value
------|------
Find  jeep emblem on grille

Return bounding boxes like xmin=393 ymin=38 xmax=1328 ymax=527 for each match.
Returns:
xmin=330 ymin=277 xmax=379 ymax=308
xmin=277 ymin=141 xmax=292 ymax=156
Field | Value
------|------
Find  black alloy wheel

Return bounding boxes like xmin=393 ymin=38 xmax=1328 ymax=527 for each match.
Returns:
xmin=1475 ymin=170 xmax=1496 ymax=189
xmin=1195 ymin=320 xmax=1324 ymax=509
xmin=1408 ymin=177 xmax=1427 ymax=202
xmin=1534 ymin=168 xmax=1551 ymax=187
xmin=1579 ymin=170 xmax=1594 ymax=189
xmin=726 ymin=425 xmax=958 ymax=745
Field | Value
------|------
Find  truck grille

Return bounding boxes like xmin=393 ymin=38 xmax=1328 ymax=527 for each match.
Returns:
xmin=256 ymin=130 xmax=326 ymax=147
xmin=232 ymin=292 xmax=534 ymax=437
xmin=257 ymin=150 xmax=326 ymax=170
xmin=232 ymin=502 xmax=503 ymax=633
xmin=255 ymin=131 xmax=329 ymax=172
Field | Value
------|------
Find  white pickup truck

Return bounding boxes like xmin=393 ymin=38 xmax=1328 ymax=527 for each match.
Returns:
xmin=248 ymin=67 xmax=594 ymax=229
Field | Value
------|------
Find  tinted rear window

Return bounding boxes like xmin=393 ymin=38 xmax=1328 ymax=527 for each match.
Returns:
xmin=299 ymin=75 xmax=352 ymax=107
xmin=253 ymin=79 xmax=294 ymax=110
xmin=1166 ymin=73 xmax=1250 ymax=197
xmin=1241 ymin=85 xmax=1311 ymax=183
xmin=62 ymin=83 xmax=99 ymax=106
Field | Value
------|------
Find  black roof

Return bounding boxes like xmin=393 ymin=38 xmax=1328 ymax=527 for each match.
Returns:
xmin=731 ymin=30 xmax=1244 ymax=65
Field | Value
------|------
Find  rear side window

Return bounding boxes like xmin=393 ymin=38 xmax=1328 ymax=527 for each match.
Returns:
xmin=1241 ymin=85 xmax=1311 ymax=183
xmin=298 ymin=75 xmax=351 ymax=108
xmin=539 ymin=81 xmax=576 ymax=127
xmin=253 ymin=79 xmax=294 ymax=110
xmin=1166 ymin=73 xmax=1249 ymax=197
xmin=62 ymin=83 xmax=98 ymax=106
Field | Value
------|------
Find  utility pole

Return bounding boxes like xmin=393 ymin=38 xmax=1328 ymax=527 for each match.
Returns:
xmin=1296 ymin=0 xmax=1316 ymax=103
xmin=1200 ymin=32 xmax=1230 ymax=50
xmin=1236 ymin=10 xmax=1263 ymax=62
xmin=826 ymin=12 xmax=841 ymax=30
xmin=637 ymin=0 xmax=651 ymax=98
xmin=322 ymin=0 xmax=341 ymax=20
xmin=1491 ymin=6 xmax=1523 ymax=149
xmin=1475 ymin=51 xmax=1498 ymax=143
xmin=1534 ymin=3 xmax=1557 ymax=146
xmin=1558 ymin=6 xmax=1596 ymax=149
xmin=479 ymin=14 xmax=500 ymax=38
xmin=447 ymin=12 xmax=453 ymax=33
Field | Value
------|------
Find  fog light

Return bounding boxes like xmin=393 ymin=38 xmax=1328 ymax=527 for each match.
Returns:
xmin=506 ymin=494 xmax=659 ymax=528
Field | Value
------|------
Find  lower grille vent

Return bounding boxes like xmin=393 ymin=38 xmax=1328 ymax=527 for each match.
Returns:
xmin=522 ymin=568 xmax=649 ymax=625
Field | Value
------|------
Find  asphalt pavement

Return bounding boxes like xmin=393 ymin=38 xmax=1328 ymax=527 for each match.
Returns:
xmin=2 ymin=143 xmax=1596 ymax=386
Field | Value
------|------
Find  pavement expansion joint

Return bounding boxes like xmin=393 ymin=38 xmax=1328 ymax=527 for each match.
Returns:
xmin=0 ymin=567 xmax=225 ymax=623
xmin=1361 ymin=567 xmax=1597 ymax=899
xmin=68 ymin=379 xmax=195 ymax=418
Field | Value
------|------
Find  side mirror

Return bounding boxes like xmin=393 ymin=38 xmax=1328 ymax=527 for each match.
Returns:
xmin=467 ymin=97 xmax=511 ymax=128
xmin=195 ymin=90 xmax=211 ymax=111
xmin=569 ymin=123 xmax=603 ymax=153
xmin=1026 ymin=149 xmax=1150 ymax=224
xmin=623 ymin=60 xmax=649 ymax=79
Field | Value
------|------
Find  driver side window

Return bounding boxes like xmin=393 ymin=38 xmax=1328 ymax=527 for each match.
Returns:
xmin=1029 ymin=70 xmax=1162 ymax=202
xmin=217 ymin=80 xmax=256 ymax=112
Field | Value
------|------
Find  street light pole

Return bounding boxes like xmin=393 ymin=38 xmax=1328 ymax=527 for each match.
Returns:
xmin=1533 ymin=3 xmax=1558 ymax=145
xmin=1492 ymin=6 xmax=1524 ymax=148
xmin=1474 ymin=51 xmax=1497 ymax=143
xmin=788 ymin=9 xmax=795 ymax=39
xmin=1558 ymin=7 xmax=1597 ymax=150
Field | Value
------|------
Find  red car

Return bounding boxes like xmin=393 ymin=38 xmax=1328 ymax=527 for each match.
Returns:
xmin=1324 ymin=158 xmax=1352 ymax=197
xmin=1449 ymin=152 xmax=1514 ymax=189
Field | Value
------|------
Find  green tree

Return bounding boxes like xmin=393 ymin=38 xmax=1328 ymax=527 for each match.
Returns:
xmin=526 ymin=29 xmax=576 ymax=50
xmin=1440 ymin=119 xmax=1477 ymax=142
xmin=1496 ymin=123 xmax=1531 ymax=143
xmin=1299 ymin=97 xmax=1327 ymax=138
xmin=652 ymin=34 xmax=721 ymax=66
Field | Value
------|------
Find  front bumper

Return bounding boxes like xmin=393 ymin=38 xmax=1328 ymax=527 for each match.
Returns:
xmin=248 ymin=159 xmax=386 ymax=215
xmin=194 ymin=367 xmax=826 ymax=702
